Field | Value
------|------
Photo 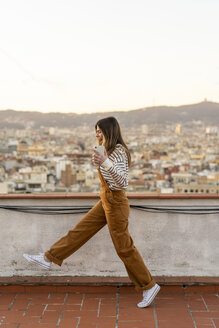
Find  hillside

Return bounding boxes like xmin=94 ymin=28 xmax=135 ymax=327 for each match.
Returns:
xmin=0 ymin=101 xmax=218 ymax=129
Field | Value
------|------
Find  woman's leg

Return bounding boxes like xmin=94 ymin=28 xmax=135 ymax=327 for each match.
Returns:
xmin=105 ymin=201 xmax=156 ymax=292
xmin=45 ymin=200 xmax=106 ymax=266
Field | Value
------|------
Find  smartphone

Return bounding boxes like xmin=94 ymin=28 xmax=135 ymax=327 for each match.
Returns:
xmin=94 ymin=145 xmax=105 ymax=156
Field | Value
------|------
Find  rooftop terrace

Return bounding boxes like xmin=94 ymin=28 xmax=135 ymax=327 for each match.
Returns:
xmin=0 ymin=193 xmax=218 ymax=327
xmin=0 ymin=285 xmax=219 ymax=328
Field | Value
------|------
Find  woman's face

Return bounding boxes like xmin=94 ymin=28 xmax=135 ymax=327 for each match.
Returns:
xmin=95 ymin=125 xmax=105 ymax=145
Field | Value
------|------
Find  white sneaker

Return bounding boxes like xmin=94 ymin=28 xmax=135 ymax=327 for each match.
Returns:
xmin=137 ymin=283 xmax=160 ymax=308
xmin=23 ymin=253 xmax=51 ymax=270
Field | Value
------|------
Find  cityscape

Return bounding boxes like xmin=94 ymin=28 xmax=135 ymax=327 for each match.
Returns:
xmin=0 ymin=118 xmax=218 ymax=194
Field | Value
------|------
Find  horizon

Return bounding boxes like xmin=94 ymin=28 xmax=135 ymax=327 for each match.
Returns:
xmin=1 ymin=0 xmax=219 ymax=114
xmin=0 ymin=99 xmax=217 ymax=115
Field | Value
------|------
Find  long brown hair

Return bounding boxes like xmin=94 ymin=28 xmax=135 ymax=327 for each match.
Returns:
xmin=95 ymin=116 xmax=131 ymax=167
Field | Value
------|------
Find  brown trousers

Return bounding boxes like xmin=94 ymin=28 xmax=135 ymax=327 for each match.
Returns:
xmin=45 ymin=169 xmax=156 ymax=291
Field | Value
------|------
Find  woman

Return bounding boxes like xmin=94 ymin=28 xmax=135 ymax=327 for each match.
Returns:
xmin=23 ymin=116 xmax=160 ymax=308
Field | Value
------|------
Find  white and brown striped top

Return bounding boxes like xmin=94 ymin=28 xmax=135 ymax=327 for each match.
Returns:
xmin=100 ymin=144 xmax=129 ymax=190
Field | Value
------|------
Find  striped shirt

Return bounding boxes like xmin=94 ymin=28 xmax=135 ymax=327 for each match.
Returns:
xmin=100 ymin=144 xmax=129 ymax=190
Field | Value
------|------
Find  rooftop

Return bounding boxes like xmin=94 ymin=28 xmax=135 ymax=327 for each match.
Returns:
xmin=0 ymin=285 xmax=219 ymax=328
xmin=0 ymin=193 xmax=218 ymax=327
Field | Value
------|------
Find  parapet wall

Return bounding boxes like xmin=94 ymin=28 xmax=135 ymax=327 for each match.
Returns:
xmin=0 ymin=193 xmax=218 ymax=285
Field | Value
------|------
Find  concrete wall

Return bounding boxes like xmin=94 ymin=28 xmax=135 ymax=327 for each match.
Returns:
xmin=0 ymin=197 xmax=218 ymax=278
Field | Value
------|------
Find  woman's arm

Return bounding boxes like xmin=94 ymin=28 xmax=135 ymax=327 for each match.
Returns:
xmin=101 ymin=147 xmax=128 ymax=188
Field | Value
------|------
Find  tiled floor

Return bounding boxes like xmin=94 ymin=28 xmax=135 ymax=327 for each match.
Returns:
xmin=0 ymin=285 xmax=218 ymax=328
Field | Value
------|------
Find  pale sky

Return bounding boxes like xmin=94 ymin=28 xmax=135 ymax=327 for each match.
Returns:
xmin=0 ymin=0 xmax=219 ymax=113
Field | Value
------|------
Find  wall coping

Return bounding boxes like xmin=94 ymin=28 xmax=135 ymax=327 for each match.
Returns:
xmin=0 ymin=193 xmax=219 ymax=199
xmin=0 ymin=276 xmax=218 ymax=287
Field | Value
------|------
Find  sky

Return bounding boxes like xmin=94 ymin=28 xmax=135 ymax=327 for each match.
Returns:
xmin=0 ymin=0 xmax=219 ymax=114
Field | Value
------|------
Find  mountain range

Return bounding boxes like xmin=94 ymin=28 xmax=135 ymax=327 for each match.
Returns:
xmin=0 ymin=101 xmax=218 ymax=129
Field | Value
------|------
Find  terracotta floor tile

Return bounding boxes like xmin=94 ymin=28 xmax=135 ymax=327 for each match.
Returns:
xmin=78 ymin=316 xmax=116 ymax=327
xmin=77 ymin=319 xmax=98 ymax=327
xmin=0 ymin=305 xmax=10 ymax=310
xmin=118 ymin=297 xmax=140 ymax=303
xmin=23 ymin=293 xmax=50 ymax=300
xmin=119 ymin=303 xmax=140 ymax=310
xmin=187 ymin=300 xmax=208 ymax=311
xmin=0 ymin=309 xmax=13 ymax=321
xmin=20 ymin=324 xmax=55 ymax=328
xmin=212 ymin=318 xmax=219 ymax=326
xmin=81 ymin=298 xmax=100 ymax=311
xmin=0 ymin=295 xmax=17 ymax=306
xmin=22 ymin=316 xmax=42 ymax=325
xmin=98 ymin=304 xmax=117 ymax=317
xmin=100 ymin=298 xmax=116 ymax=303
xmin=208 ymin=305 xmax=219 ymax=311
xmin=25 ymin=304 xmax=46 ymax=316
xmin=85 ymin=293 xmax=116 ymax=299
xmin=118 ymin=321 xmax=155 ymax=328
xmin=40 ymin=310 xmax=61 ymax=324
xmin=58 ymin=317 xmax=80 ymax=328
xmin=194 ymin=317 xmax=213 ymax=325
xmin=192 ymin=311 xmax=219 ymax=319
xmin=48 ymin=292 xmax=67 ymax=299
xmin=77 ymin=325 xmax=96 ymax=328
xmin=159 ymin=324 xmax=194 ymax=328
xmin=158 ymin=319 xmax=195 ymax=328
xmin=65 ymin=294 xmax=84 ymax=304
xmin=156 ymin=309 xmax=190 ymax=316
xmin=61 ymin=309 xmax=98 ymax=319
xmin=96 ymin=324 xmax=118 ymax=328
xmin=187 ymin=294 xmax=203 ymax=299
xmin=15 ymin=293 xmax=32 ymax=300
xmin=2 ymin=310 xmax=25 ymax=324
xmin=96 ymin=317 xmax=117 ymax=323
xmin=202 ymin=295 xmax=219 ymax=305
xmin=61 ymin=311 xmax=80 ymax=319
xmin=119 ymin=293 xmax=139 ymax=299
xmin=118 ymin=311 xmax=154 ymax=321
xmin=39 ymin=299 xmax=65 ymax=305
xmin=46 ymin=304 xmax=80 ymax=311
xmin=10 ymin=299 xmax=30 ymax=311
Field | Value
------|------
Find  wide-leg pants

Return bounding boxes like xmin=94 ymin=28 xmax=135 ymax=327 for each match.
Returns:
xmin=45 ymin=170 xmax=156 ymax=291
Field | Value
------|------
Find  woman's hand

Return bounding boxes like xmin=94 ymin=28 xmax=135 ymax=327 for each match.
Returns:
xmin=92 ymin=149 xmax=108 ymax=166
